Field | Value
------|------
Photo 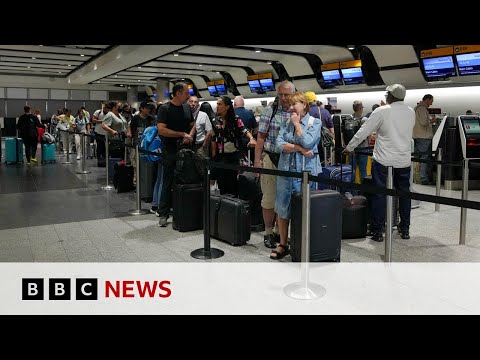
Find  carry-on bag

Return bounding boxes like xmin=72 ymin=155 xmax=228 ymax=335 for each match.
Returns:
xmin=290 ymin=189 xmax=343 ymax=262
xmin=209 ymin=194 xmax=250 ymax=245
xmin=5 ymin=138 xmax=23 ymax=164
xmin=172 ymin=183 xmax=204 ymax=232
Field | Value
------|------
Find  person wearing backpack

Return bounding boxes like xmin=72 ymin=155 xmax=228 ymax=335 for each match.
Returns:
xmin=127 ymin=101 xmax=156 ymax=186
xmin=17 ymin=105 xmax=46 ymax=164
xmin=254 ymin=80 xmax=295 ymax=249
xmin=156 ymin=82 xmax=196 ymax=227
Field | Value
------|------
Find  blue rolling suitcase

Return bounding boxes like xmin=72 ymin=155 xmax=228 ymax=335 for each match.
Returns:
xmin=5 ymin=138 xmax=24 ymax=164
xmin=41 ymin=143 xmax=56 ymax=164
xmin=317 ymin=165 xmax=352 ymax=193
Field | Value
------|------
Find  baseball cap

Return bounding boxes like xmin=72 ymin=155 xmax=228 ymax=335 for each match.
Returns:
xmin=304 ymin=91 xmax=317 ymax=103
xmin=385 ymin=84 xmax=406 ymax=100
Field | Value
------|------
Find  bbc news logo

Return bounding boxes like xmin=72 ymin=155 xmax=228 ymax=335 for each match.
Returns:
xmin=22 ymin=278 xmax=171 ymax=300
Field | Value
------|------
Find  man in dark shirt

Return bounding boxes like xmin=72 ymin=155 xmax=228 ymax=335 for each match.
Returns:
xmin=127 ymin=101 xmax=156 ymax=186
xmin=17 ymin=105 xmax=46 ymax=164
xmin=156 ymin=82 xmax=196 ymax=227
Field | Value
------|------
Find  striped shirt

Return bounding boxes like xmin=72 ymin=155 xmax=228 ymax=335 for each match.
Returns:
xmin=258 ymin=105 xmax=291 ymax=153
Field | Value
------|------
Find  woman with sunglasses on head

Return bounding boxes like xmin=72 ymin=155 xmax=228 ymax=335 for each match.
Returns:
xmin=271 ymin=92 xmax=322 ymax=260
xmin=210 ymin=96 xmax=256 ymax=196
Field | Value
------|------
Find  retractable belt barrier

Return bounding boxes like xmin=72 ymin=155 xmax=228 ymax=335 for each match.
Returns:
xmin=123 ymin=144 xmax=480 ymax=261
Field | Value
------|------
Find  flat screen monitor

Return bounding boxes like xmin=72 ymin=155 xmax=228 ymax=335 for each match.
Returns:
xmin=462 ymin=118 xmax=480 ymax=135
xmin=456 ymin=52 xmax=480 ymax=76
xmin=259 ymin=78 xmax=275 ymax=92
xmin=215 ymin=84 xmax=227 ymax=95
xmin=340 ymin=67 xmax=365 ymax=85
xmin=422 ymin=56 xmax=456 ymax=78
xmin=207 ymin=85 xmax=218 ymax=97
xmin=322 ymin=69 xmax=343 ymax=86
xmin=248 ymin=80 xmax=262 ymax=93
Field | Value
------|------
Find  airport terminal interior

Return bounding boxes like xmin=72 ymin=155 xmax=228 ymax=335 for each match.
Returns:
xmin=1 ymin=44 xmax=480 ymax=263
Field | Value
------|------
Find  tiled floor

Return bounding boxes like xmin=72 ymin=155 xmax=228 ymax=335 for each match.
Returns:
xmin=1 ymin=140 xmax=480 ymax=262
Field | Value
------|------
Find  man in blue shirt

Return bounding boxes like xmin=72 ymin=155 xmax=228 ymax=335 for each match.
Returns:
xmin=234 ymin=96 xmax=258 ymax=160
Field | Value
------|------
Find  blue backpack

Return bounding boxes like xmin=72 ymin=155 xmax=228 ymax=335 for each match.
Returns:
xmin=139 ymin=126 xmax=162 ymax=162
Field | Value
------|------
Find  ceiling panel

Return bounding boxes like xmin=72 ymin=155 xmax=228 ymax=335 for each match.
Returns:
xmin=243 ymin=45 xmax=354 ymax=64
xmin=185 ymin=46 xmax=312 ymax=77
xmin=367 ymin=45 xmax=420 ymax=67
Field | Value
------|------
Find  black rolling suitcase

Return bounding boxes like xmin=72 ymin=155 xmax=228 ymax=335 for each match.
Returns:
xmin=172 ymin=183 xmax=204 ymax=232
xmin=113 ymin=161 xmax=134 ymax=193
xmin=210 ymin=194 xmax=250 ymax=245
xmin=290 ymin=190 xmax=343 ymax=262
xmin=342 ymin=195 xmax=368 ymax=239
xmin=238 ymin=153 xmax=264 ymax=232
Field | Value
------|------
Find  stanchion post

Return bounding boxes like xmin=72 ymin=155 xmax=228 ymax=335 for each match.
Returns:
xmin=459 ymin=158 xmax=469 ymax=245
xmin=128 ymin=143 xmax=148 ymax=215
xmin=385 ymin=166 xmax=394 ymax=262
xmin=435 ymin=148 xmax=442 ymax=212
xmin=323 ymin=146 xmax=327 ymax=167
xmin=284 ymin=162 xmax=326 ymax=300
xmin=62 ymin=130 xmax=72 ymax=165
xmin=191 ymin=157 xmax=224 ymax=259
xmin=76 ymin=133 xmax=91 ymax=175
xmin=101 ymin=134 xmax=114 ymax=190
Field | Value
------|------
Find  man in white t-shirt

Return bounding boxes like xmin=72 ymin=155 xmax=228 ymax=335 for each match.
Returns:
xmin=91 ymin=103 xmax=111 ymax=161
xmin=344 ymin=84 xmax=415 ymax=242
xmin=188 ymin=95 xmax=212 ymax=163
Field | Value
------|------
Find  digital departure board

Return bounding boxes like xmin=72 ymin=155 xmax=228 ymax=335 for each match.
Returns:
xmin=340 ymin=67 xmax=365 ymax=85
xmin=248 ymin=80 xmax=262 ymax=93
xmin=322 ymin=69 xmax=343 ymax=86
xmin=456 ymin=52 xmax=480 ymax=76
xmin=421 ymin=56 xmax=457 ymax=78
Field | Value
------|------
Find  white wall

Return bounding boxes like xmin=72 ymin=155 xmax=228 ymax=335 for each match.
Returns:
xmin=204 ymin=86 xmax=480 ymax=118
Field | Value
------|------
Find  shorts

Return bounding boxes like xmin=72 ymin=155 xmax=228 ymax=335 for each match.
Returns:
xmin=260 ymin=152 xmax=277 ymax=209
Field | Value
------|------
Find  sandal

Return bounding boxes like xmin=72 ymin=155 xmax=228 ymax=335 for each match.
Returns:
xmin=270 ymin=244 xmax=290 ymax=260
xmin=263 ymin=234 xmax=277 ymax=249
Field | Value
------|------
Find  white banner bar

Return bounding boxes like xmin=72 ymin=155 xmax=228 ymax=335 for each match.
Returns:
xmin=1 ymin=263 xmax=479 ymax=314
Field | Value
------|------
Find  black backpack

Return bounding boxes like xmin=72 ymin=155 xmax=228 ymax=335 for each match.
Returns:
xmin=175 ymin=148 xmax=203 ymax=184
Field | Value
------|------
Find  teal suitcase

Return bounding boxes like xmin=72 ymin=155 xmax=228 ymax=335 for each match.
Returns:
xmin=41 ymin=143 xmax=56 ymax=164
xmin=5 ymin=138 xmax=23 ymax=164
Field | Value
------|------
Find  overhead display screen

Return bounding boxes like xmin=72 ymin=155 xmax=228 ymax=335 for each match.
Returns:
xmin=456 ymin=52 xmax=480 ymax=76
xmin=340 ymin=67 xmax=365 ymax=85
xmin=248 ymin=80 xmax=262 ymax=93
xmin=422 ymin=56 xmax=457 ymax=78
xmin=259 ymin=78 xmax=275 ymax=92
xmin=322 ymin=69 xmax=343 ymax=86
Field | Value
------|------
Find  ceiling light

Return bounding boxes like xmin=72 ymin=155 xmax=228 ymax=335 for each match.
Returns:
xmin=138 ymin=80 xmax=141 ymax=82
xmin=138 ymin=66 xmax=142 ymax=69
xmin=163 ymin=73 xmax=166 ymax=76
xmin=58 ymin=71 xmax=62 ymax=73
xmin=255 ymin=48 xmax=261 ymax=53
xmin=27 ymin=66 xmax=31 ymax=68
xmin=68 ymin=64 xmax=72 ymax=67
xmin=267 ymin=61 xmax=272 ymax=65
xmin=347 ymin=45 xmax=355 ymax=50
xmin=114 ymin=75 xmax=118 ymax=77
xmin=216 ymin=71 xmax=220 ymax=74
xmin=32 ymin=57 xmax=36 ymax=60
xmin=80 ymin=54 xmax=85 ymax=57
xmin=119 ymin=84 xmax=124 ymax=87
xmin=173 ymin=53 xmax=179 ymax=57
xmin=38 ymin=45 xmax=43 ymax=47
